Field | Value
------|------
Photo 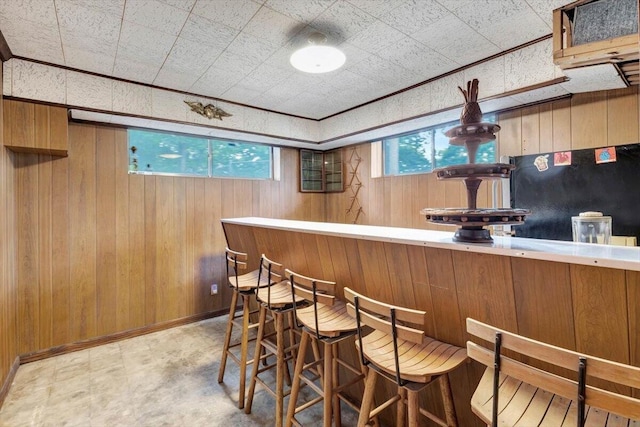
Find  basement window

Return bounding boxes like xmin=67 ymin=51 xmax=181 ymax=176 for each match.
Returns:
xmin=382 ymin=114 xmax=496 ymax=176
xmin=128 ymin=128 xmax=273 ymax=179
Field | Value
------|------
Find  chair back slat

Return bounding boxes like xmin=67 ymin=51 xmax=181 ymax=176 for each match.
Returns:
xmin=343 ymin=287 xmax=426 ymax=326
xmin=259 ymin=254 xmax=283 ymax=285
xmin=466 ymin=318 xmax=640 ymax=421
xmin=226 ymin=247 xmax=248 ymax=271
xmin=285 ymin=269 xmax=336 ymax=306
xmin=466 ymin=318 xmax=640 ymax=389
xmin=346 ymin=303 xmax=425 ymax=344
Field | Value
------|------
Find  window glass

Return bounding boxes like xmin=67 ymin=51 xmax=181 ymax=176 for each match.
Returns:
xmin=383 ymin=115 xmax=496 ymax=176
xmin=128 ymin=129 xmax=271 ymax=179
xmin=211 ymin=140 xmax=271 ymax=178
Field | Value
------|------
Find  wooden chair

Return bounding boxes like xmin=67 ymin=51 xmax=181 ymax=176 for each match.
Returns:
xmin=466 ymin=317 xmax=640 ymax=426
xmin=344 ymin=287 xmax=467 ymax=427
xmin=284 ymin=269 xmax=365 ymax=427
xmin=245 ymin=255 xmax=304 ymax=426
xmin=218 ymin=247 xmax=270 ymax=409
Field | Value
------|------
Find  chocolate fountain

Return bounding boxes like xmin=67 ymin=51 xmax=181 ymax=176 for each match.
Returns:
xmin=421 ymin=79 xmax=530 ymax=243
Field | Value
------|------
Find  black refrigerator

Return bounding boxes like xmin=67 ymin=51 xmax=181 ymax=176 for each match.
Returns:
xmin=510 ymin=143 xmax=640 ymax=242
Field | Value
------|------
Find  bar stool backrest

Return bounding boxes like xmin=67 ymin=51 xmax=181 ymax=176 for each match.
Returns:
xmin=344 ymin=287 xmax=426 ymax=344
xmin=225 ymin=247 xmax=248 ymax=290
xmin=258 ymin=254 xmax=283 ymax=287
xmin=344 ymin=287 xmax=427 ymax=386
xmin=466 ymin=318 xmax=640 ymax=424
xmin=285 ymin=269 xmax=336 ymax=306
xmin=257 ymin=254 xmax=286 ymax=309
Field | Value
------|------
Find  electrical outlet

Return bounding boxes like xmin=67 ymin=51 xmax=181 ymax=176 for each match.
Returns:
xmin=210 ymin=283 xmax=218 ymax=295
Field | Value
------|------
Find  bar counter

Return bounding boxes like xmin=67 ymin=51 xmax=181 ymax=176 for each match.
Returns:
xmin=221 ymin=217 xmax=640 ymax=426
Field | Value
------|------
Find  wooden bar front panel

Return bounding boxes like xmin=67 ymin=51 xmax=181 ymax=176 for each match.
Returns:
xmin=223 ymin=221 xmax=640 ymax=427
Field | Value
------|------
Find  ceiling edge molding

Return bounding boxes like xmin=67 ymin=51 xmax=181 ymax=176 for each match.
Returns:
xmin=0 ymin=31 xmax=13 ymax=62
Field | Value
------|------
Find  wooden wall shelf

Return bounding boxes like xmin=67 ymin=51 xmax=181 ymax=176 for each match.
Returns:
xmin=3 ymin=100 xmax=68 ymax=156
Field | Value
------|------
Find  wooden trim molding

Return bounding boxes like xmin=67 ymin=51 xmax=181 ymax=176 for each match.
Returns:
xmin=0 ymin=30 xmax=13 ymax=62
xmin=0 ymin=357 xmax=19 ymax=409
xmin=19 ymin=309 xmax=227 ymax=364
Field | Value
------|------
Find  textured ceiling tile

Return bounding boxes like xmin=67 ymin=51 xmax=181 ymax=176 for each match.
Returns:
xmin=0 ymin=18 xmax=63 ymax=62
xmin=112 ymin=57 xmax=159 ymax=83
xmin=411 ymin=14 xmax=500 ymax=66
xmin=524 ymin=0 xmax=569 ymax=30
xmin=60 ymin=28 xmax=118 ymax=57
xmin=190 ymin=66 xmax=244 ymax=97
xmin=12 ymin=60 xmax=66 ymax=104
xmin=117 ymin=21 xmax=177 ymax=65
xmin=163 ymin=37 xmax=222 ymax=75
xmin=241 ymin=63 xmax=293 ymax=92
xmin=401 ymin=83 xmax=431 ymax=118
xmin=2 ymin=59 xmax=12 ymax=96
xmin=151 ymin=88 xmax=188 ymax=121
xmin=63 ymin=46 xmax=115 ymax=75
xmin=379 ymin=0 xmax=450 ymax=35
xmin=0 ymin=0 xmax=57 ymax=27
xmin=57 ymin=0 xmax=125 ymax=17
xmin=158 ymin=0 xmax=197 ymax=11
xmin=56 ymin=1 xmax=122 ymax=43
xmin=345 ymin=0 xmax=406 ymax=19
xmin=430 ymin=72 xmax=465 ymax=111
xmin=123 ymin=0 xmax=190 ymax=36
xmin=504 ymin=39 xmax=555 ymax=91
xmin=211 ymin=50 xmax=261 ymax=77
xmin=242 ymin=6 xmax=301 ymax=46
xmin=376 ymin=36 xmax=455 ymax=76
xmin=153 ymin=67 xmax=201 ymax=91
xmin=264 ymin=0 xmax=333 ymax=23
xmin=221 ymin=85 xmax=263 ymax=104
xmin=347 ymin=54 xmax=418 ymax=86
xmin=191 ymin=0 xmax=261 ymax=30
xmin=312 ymin=1 xmax=377 ymax=41
xmin=66 ymin=70 xmax=113 ymax=110
xmin=511 ymin=83 xmax=569 ymax=103
xmin=113 ymin=80 xmax=152 ymax=115
xmin=347 ymin=20 xmax=407 ymax=54
xmin=225 ymin=32 xmax=279 ymax=64
xmin=179 ymin=14 xmax=239 ymax=50
xmin=463 ymin=57 xmax=505 ymax=99
xmin=442 ymin=0 xmax=549 ymax=50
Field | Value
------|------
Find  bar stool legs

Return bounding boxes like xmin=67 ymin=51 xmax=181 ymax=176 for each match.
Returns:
xmin=218 ymin=291 xmax=256 ymax=409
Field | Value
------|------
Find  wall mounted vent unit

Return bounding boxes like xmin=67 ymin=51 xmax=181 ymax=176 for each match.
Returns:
xmin=553 ymin=0 xmax=639 ymax=86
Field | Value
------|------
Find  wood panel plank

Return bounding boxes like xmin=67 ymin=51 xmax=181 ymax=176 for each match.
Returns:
xmin=498 ymin=109 xmax=521 ymax=157
xmin=155 ymin=175 xmax=175 ymax=322
xmin=144 ymin=175 xmax=157 ymax=325
xmin=48 ymin=106 xmax=68 ymax=152
xmin=68 ymin=124 xmax=97 ymax=341
xmin=128 ymin=174 xmax=146 ymax=328
xmin=571 ymin=265 xmax=629 ymax=363
xmin=511 ymin=258 xmax=575 ymax=349
xmin=96 ymin=128 xmax=117 ymax=336
xmin=607 ymin=86 xmax=639 ymax=146
xmin=521 ymin=105 xmax=540 ymax=155
xmin=452 ymin=251 xmax=517 ymax=332
xmin=627 ymin=271 xmax=640 ymax=399
xmin=34 ymin=104 xmax=51 ymax=151
xmin=114 ymin=129 xmax=130 ymax=330
xmin=51 ymin=153 xmax=70 ymax=346
xmin=16 ymin=153 xmax=39 ymax=353
xmin=571 ymin=91 xmax=607 ymax=149
xmin=552 ymin=97 xmax=572 ymax=152
xmin=37 ymin=155 xmax=53 ymax=349
xmin=539 ymin=102 xmax=554 ymax=154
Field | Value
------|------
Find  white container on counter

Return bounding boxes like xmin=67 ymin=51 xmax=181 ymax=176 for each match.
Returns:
xmin=572 ymin=211 xmax=612 ymax=244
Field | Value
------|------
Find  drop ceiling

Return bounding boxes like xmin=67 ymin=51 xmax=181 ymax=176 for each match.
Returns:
xmin=0 ymin=0 xmax=574 ymax=121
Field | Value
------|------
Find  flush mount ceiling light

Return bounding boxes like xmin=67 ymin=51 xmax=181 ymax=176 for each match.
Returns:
xmin=290 ymin=32 xmax=346 ymax=73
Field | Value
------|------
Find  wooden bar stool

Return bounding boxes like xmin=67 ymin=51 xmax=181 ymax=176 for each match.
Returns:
xmin=245 ymin=255 xmax=304 ymax=426
xmin=466 ymin=318 xmax=640 ymax=426
xmin=344 ymin=288 xmax=468 ymax=427
xmin=218 ymin=247 xmax=270 ymax=409
xmin=284 ymin=269 xmax=365 ymax=427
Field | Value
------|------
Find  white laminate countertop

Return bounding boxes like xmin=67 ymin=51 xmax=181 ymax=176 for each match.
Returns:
xmin=222 ymin=217 xmax=640 ymax=272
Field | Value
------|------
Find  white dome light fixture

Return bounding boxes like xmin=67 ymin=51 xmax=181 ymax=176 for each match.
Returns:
xmin=290 ymin=32 xmax=346 ymax=74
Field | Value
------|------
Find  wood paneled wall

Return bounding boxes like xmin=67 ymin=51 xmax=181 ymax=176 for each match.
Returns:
xmin=327 ymin=86 xmax=640 ymax=227
xmin=11 ymin=121 xmax=324 ymax=355
xmin=0 ymin=61 xmax=18 ymax=406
